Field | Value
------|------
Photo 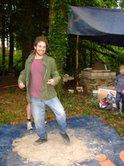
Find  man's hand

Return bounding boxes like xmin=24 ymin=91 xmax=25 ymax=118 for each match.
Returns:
xmin=122 ymin=90 xmax=124 ymax=94
xmin=18 ymin=82 xmax=25 ymax=89
xmin=47 ymin=79 xmax=55 ymax=86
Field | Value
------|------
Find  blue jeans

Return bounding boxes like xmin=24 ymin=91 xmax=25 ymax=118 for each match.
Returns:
xmin=31 ymin=97 xmax=67 ymax=139
xmin=116 ymin=92 xmax=124 ymax=111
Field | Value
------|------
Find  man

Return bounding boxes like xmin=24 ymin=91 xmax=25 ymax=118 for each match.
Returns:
xmin=18 ymin=36 xmax=70 ymax=145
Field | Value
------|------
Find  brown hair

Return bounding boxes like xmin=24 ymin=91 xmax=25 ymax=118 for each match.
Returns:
xmin=34 ymin=35 xmax=48 ymax=48
xmin=120 ymin=65 xmax=124 ymax=69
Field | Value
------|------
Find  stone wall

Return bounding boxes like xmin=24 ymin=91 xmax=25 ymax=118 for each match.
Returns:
xmin=79 ymin=69 xmax=116 ymax=94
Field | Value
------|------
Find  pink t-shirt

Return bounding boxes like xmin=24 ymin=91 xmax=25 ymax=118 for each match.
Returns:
xmin=29 ymin=59 xmax=44 ymax=98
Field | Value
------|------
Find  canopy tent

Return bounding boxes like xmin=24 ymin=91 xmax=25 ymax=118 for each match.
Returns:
xmin=68 ymin=6 xmax=124 ymax=86
xmin=68 ymin=6 xmax=124 ymax=47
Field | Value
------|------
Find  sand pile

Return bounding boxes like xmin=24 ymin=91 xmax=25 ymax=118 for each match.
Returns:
xmin=13 ymin=129 xmax=92 ymax=166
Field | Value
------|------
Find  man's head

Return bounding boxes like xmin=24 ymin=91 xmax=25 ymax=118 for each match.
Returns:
xmin=120 ymin=65 xmax=124 ymax=75
xmin=34 ymin=36 xmax=48 ymax=56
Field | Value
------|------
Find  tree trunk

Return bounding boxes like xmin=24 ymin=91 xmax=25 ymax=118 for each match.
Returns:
xmin=1 ymin=15 xmax=6 ymax=68
xmin=2 ymin=35 xmax=5 ymax=67
xmin=9 ymin=25 xmax=14 ymax=70
xmin=22 ymin=41 xmax=32 ymax=67
xmin=21 ymin=0 xmax=33 ymax=68
xmin=83 ymin=48 xmax=87 ymax=68
xmin=90 ymin=43 xmax=93 ymax=67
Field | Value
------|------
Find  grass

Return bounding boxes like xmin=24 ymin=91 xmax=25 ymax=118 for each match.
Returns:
xmin=0 ymin=86 xmax=124 ymax=139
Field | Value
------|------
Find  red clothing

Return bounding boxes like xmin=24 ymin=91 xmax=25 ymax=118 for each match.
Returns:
xmin=29 ymin=59 xmax=44 ymax=98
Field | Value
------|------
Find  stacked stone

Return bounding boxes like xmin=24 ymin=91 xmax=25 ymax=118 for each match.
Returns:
xmin=79 ymin=69 xmax=116 ymax=94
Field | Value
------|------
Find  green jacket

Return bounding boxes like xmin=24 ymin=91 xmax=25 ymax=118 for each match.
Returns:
xmin=18 ymin=53 xmax=61 ymax=102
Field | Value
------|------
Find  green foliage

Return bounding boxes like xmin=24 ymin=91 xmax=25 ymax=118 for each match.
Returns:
xmin=0 ymin=0 xmax=49 ymax=70
xmin=121 ymin=0 xmax=124 ymax=8
xmin=13 ymin=50 xmax=22 ymax=71
xmin=48 ymin=1 xmax=69 ymax=74
xmin=0 ymin=48 xmax=9 ymax=71
xmin=48 ymin=1 xmax=70 ymax=97
xmin=85 ymin=96 xmax=99 ymax=108
xmin=0 ymin=0 xmax=121 ymax=74
xmin=0 ymin=48 xmax=22 ymax=73
xmin=48 ymin=0 xmax=118 ymax=75
xmin=0 ymin=112 xmax=18 ymax=124
xmin=78 ymin=40 xmax=124 ymax=72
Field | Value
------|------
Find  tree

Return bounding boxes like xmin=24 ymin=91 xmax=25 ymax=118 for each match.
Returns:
xmin=0 ymin=0 xmax=8 ymax=68
xmin=48 ymin=0 xmax=69 ymax=73
xmin=48 ymin=0 xmax=117 ymax=74
xmin=15 ymin=0 xmax=49 ymax=67
xmin=0 ymin=0 xmax=17 ymax=71
xmin=0 ymin=0 xmax=119 ymax=74
xmin=8 ymin=0 xmax=17 ymax=70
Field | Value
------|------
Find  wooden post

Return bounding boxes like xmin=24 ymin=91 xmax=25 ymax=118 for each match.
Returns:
xmin=76 ymin=35 xmax=79 ymax=86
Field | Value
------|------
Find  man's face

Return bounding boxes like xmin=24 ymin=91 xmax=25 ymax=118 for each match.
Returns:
xmin=34 ymin=41 xmax=46 ymax=56
xmin=120 ymin=68 xmax=124 ymax=75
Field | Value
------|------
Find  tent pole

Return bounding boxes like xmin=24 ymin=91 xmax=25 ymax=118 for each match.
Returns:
xmin=76 ymin=35 xmax=79 ymax=87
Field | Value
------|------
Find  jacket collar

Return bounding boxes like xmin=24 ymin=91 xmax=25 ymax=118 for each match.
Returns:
xmin=28 ymin=53 xmax=47 ymax=63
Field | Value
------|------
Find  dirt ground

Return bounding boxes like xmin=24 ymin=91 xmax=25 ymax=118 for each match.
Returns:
xmin=0 ymin=75 xmax=124 ymax=139
xmin=0 ymin=75 xmax=18 ymax=88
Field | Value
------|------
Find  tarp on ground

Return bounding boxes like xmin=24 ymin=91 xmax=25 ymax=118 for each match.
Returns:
xmin=68 ymin=6 xmax=124 ymax=46
xmin=0 ymin=116 xmax=124 ymax=165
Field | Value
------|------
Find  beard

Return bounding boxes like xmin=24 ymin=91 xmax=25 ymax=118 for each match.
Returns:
xmin=35 ymin=49 xmax=46 ymax=56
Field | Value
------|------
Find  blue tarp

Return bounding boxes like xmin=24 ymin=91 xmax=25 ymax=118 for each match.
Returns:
xmin=68 ymin=6 xmax=124 ymax=46
xmin=0 ymin=116 xmax=124 ymax=166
